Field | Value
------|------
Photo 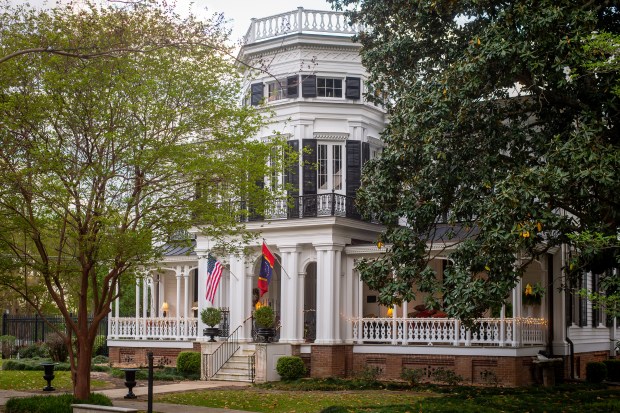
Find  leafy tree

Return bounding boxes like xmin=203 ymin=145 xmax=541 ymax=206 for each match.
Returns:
xmin=0 ymin=1 xmax=280 ymax=399
xmin=329 ymin=0 xmax=620 ymax=321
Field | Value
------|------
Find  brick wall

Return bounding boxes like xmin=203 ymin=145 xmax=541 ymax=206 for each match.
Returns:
xmin=572 ymin=350 xmax=608 ymax=379
xmin=109 ymin=345 xmax=198 ymax=368
xmin=309 ymin=345 xmax=352 ymax=378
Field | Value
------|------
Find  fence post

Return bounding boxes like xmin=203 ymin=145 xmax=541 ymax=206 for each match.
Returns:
xmin=2 ymin=312 xmax=7 ymax=336
xmin=34 ymin=313 xmax=39 ymax=342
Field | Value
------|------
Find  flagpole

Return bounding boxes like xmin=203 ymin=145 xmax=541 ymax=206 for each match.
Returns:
xmin=263 ymin=238 xmax=291 ymax=279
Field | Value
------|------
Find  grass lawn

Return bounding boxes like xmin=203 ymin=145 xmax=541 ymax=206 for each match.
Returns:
xmin=155 ymin=383 xmax=620 ymax=413
xmin=0 ymin=371 xmax=110 ymax=391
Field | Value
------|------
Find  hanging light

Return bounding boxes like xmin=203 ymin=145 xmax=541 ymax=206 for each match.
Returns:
xmin=387 ymin=307 xmax=393 ymax=317
xmin=161 ymin=302 xmax=169 ymax=317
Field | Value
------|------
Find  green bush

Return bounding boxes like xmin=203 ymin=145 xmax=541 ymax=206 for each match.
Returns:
xmin=2 ymin=359 xmax=71 ymax=371
xmin=603 ymin=359 xmax=620 ymax=382
xmin=586 ymin=361 xmax=607 ymax=383
xmin=92 ymin=335 xmax=108 ymax=357
xmin=5 ymin=393 xmax=111 ymax=413
xmin=18 ymin=343 xmax=48 ymax=359
xmin=276 ymin=356 xmax=306 ymax=381
xmin=431 ymin=367 xmax=463 ymax=385
xmin=200 ymin=307 xmax=222 ymax=327
xmin=45 ymin=332 xmax=68 ymax=362
xmin=176 ymin=351 xmax=200 ymax=375
xmin=401 ymin=367 xmax=425 ymax=386
xmin=92 ymin=355 xmax=109 ymax=364
xmin=254 ymin=306 xmax=275 ymax=329
xmin=0 ymin=335 xmax=17 ymax=359
xmin=356 ymin=366 xmax=382 ymax=384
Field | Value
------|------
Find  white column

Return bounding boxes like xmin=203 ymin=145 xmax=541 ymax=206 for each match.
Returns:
xmin=228 ymin=253 xmax=250 ymax=341
xmin=314 ymin=243 xmax=344 ymax=344
xmin=195 ymin=253 xmax=208 ymax=337
xmin=142 ymin=273 xmax=148 ymax=337
xmin=343 ymin=256 xmax=355 ymax=344
xmin=183 ymin=269 xmax=190 ymax=338
xmin=586 ymin=271 xmax=593 ymax=327
xmin=512 ymin=277 xmax=523 ymax=347
xmin=153 ymin=275 xmax=159 ymax=317
xmin=357 ymin=270 xmax=363 ymax=344
xmin=297 ymin=270 xmax=306 ymax=341
xmin=279 ymin=245 xmax=301 ymax=343
xmin=135 ymin=278 xmax=140 ymax=339
xmin=176 ymin=267 xmax=182 ymax=338
xmin=401 ymin=300 xmax=408 ymax=344
xmin=113 ymin=281 xmax=120 ymax=338
xmin=499 ymin=304 xmax=506 ymax=347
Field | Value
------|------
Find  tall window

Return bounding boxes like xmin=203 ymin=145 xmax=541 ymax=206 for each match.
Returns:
xmin=317 ymin=78 xmax=342 ymax=97
xmin=268 ymin=79 xmax=287 ymax=101
xmin=333 ymin=145 xmax=342 ymax=190
xmin=318 ymin=144 xmax=328 ymax=190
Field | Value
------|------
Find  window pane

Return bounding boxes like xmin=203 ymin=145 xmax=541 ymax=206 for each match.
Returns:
xmin=333 ymin=145 xmax=342 ymax=190
xmin=318 ymin=144 xmax=328 ymax=190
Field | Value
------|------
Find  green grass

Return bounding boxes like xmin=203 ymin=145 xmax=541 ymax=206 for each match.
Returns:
xmin=0 ymin=371 xmax=110 ymax=391
xmin=155 ymin=382 xmax=620 ymax=413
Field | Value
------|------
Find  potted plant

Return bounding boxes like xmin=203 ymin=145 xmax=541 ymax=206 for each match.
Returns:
xmin=254 ymin=305 xmax=276 ymax=343
xmin=201 ymin=307 xmax=222 ymax=342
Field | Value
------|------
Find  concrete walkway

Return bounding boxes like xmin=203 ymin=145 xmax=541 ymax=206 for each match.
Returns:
xmin=0 ymin=381 xmax=257 ymax=413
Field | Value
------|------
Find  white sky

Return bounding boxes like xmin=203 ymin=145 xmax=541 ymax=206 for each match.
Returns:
xmin=12 ymin=1 xmax=335 ymax=45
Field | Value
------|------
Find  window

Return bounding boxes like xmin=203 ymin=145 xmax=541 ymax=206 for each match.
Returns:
xmin=268 ymin=80 xmax=287 ymax=101
xmin=317 ymin=78 xmax=342 ymax=97
xmin=318 ymin=144 xmax=328 ymax=190
xmin=317 ymin=143 xmax=344 ymax=192
xmin=333 ymin=145 xmax=342 ymax=190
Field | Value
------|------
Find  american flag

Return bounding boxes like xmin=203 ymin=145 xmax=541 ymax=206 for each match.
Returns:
xmin=205 ymin=255 xmax=223 ymax=304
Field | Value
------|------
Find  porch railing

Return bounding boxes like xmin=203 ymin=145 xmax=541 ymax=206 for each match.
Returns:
xmin=109 ymin=317 xmax=198 ymax=340
xmin=353 ymin=317 xmax=547 ymax=347
xmin=244 ymin=8 xmax=362 ymax=44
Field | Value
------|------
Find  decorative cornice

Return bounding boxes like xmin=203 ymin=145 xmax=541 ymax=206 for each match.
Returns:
xmin=313 ymin=132 xmax=349 ymax=141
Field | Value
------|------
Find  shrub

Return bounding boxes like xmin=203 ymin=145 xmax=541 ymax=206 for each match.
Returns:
xmin=2 ymin=359 xmax=71 ymax=371
xmin=45 ymin=332 xmax=68 ymax=362
xmin=0 ymin=335 xmax=17 ymax=359
xmin=92 ymin=335 xmax=108 ymax=357
xmin=480 ymin=369 xmax=500 ymax=386
xmin=356 ymin=366 xmax=382 ymax=383
xmin=401 ymin=367 xmax=425 ymax=386
xmin=92 ymin=355 xmax=109 ymax=364
xmin=18 ymin=343 xmax=48 ymax=359
xmin=5 ymin=393 xmax=111 ymax=413
xmin=276 ymin=356 xmax=306 ymax=381
xmin=431 ymin=367 xmax=463 ymax=385
xmin=254 ymin=306 xmax=275 ymax=329
xmin=586 ymin=361 xmax=607 ymax=383
xmin=603 ymin=359 xmax=620 ymax=382
xmin=176 ymin=351 xmax=200 ymax=375
xmin=200 ymin=307 xmax=222 ymax=327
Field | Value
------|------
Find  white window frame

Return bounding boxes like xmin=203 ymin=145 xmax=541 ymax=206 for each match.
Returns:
xmin=317 ymin=77 xmax=343 ymax=98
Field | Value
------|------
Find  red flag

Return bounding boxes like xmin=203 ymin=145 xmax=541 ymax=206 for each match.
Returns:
xmin=257 ymin=242 xmax=275 ymax=297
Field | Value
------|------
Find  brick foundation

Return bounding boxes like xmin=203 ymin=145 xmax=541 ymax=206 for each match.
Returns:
xmin=571 ymin=350 xmax=608 ymax=379
xmin=108 ymin=342 xmax=201 ymax=368
xmin=309 ymin=345 xmax=352 ymax=378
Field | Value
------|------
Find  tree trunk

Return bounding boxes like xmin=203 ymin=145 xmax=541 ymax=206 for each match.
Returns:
xmin=73 ymin=333 xmax=93 ymax=400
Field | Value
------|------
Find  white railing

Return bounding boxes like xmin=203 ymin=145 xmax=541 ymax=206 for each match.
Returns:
xmin=244 ymin=8 xmax=362 ymax=44
xmin=109 ymin=317 xmax=198 ymax=340
xmin=353 ymin=317 xmax=547 ymax=347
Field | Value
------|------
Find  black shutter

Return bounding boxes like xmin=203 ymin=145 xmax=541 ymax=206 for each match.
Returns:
xmin=250 ymin=83 xmax=263 ymax=106
xmin=285 ymin=140 xmax=299 ymax=195
xmin=362 ymin=142 xmax=370 ymax=165
xmin=302 ymin=139 xmax=317 ymax=217
xmin=345 ymin=77 xmax=361 ymax=100
xmin=286 ymin=75 xmax=299 ymax=98
xmin=302 ymin=75 xmax=317 ymax=98
xmin=346 ymin=141 xmax=361 ymax=198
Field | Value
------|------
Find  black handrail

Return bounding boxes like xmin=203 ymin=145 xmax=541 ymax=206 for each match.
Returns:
xmin=206 ymin=315 xmax=253 ymax=379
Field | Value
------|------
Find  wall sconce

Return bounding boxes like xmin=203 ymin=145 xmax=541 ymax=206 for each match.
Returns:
xmin=161 ymin=301 xmax=169 ymax=317
xmin=255 ymin=301 xmax=262 ymax=310
xmin=386 ymin=307 xmax=393 ymax=317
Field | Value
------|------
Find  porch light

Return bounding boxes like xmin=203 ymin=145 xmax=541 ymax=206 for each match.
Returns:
xmin=386 ymin=307 xmax=393 ymax=317
xmin=255 ymin=301 xmax=262 ymax=310
xmin=161 ymin=301 xmax=169 ymax=317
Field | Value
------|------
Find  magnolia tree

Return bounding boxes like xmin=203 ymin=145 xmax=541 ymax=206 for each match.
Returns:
xmin=329 ymin=0 xmax=619 ymax=321
xmin=0 ymin=1 xmax=281 ymax=399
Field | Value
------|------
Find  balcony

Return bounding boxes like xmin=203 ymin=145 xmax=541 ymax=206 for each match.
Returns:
xmin=244 ymin=8 xmax=362 ymax=44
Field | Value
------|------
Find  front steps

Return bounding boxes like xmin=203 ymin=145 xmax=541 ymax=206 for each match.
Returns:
xmin=210 ymin=346 xmax=256 ymax=382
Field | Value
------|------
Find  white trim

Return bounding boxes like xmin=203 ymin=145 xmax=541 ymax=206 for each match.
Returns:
xmin=300 ymin=345 xmax=312 ymax=354
xmin=107 ymin=340 xmax=196 ymax=349
xmin=352 ymin=344 xmax=544 ymax=357
xmin=313 ymin=132 xmax=349 ymax=141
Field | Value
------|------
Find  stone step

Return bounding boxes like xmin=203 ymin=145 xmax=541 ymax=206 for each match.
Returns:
xmin=211 ymin=373 xmax=253 ymax=382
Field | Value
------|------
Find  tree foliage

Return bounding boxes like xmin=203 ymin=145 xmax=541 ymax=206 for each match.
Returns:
xmin=0 ymin=0 xmax=280 ymax=399
xmin=330 ymin=0 xmax=620 ymax=320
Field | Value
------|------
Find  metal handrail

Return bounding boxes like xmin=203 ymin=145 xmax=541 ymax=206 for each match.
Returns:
xmin=207 ymin=315 xmax=253 ymax=379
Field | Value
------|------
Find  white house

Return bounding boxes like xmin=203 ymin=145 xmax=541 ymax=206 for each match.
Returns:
xmin=107 ymin=7 xmax=617 ymax=385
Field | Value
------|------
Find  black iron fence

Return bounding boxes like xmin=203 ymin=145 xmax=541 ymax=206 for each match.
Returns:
xmin=1 ymin=313 xmax=109 ymax=356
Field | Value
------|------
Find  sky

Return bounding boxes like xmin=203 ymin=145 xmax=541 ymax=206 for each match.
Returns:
xmin=12 ymin=1 xmax=336 ymax=45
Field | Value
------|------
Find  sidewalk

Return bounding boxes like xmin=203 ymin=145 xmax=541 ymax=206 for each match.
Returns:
xmin=0 ymin=381 xmax=257 ymax=413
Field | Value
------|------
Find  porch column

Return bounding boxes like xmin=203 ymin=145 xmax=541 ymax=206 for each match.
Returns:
xmin=134 ymin=278 xmax=140 ymax=338
xmin=183 ymin=269 xmax=190 ymax=338
xmin=512 ymin=277 xmax=523 ymax=346
xmin=612 ymin=268 xmax=618 ymax=357
xmin=401 ymin=300 xmax=408 ymax=344
xmin=176 ymin=267 xmax=182 ymax=338
xmin=357 ymin=269 xmax=363 ymax=343
xmin=142 ymin=273 xmax=148 ymax=338
xmin=228 ymin=253 xmax=250 ymax=341
xmin=159 ymin=274 xmax=165 ymax=317
xmin=195 ymin=252 xmax=208 ymax=337
xmin=279 ymin=245 xmax=302 ymax=343
xmin=314 ymin=243 xmax=344 ymax=344
xmin=499 ymin=304 xmax=506 ymax=347
xmin=343 ymin=256 xmax=356 ymax=344
xmin=113 ymin=281 xmax=119 ymax=338
xmin=153 ymin=275 xmax=159 ymax=317
xmin=297 ymin=269 xmax=306 ymax=341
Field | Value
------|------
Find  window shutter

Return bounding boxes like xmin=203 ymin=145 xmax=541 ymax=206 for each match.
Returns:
xmin=250 ymin=83 xmax=263 ymax=106
xmin=362 ymin=142 xmax=370 ymax=165
xmin=346 ymin=141 xmax=361 ymax=198
xmin=345 ymin=77 xmax=361 ymax=100
xmin=302 ymin=139 xmax=317 ymax=195
xmin=286 ymin=75 xmax=299 ymax=98
xmin=301 ymin=75 xmax=317 ymax=98
xmin=285 ymin=140 xmax=299 ymax=195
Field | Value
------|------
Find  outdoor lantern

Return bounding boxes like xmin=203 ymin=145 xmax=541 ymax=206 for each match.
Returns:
xmin=387 ymin=307 xmax=393 ymax=317
xmin=161 ymin=301 xmax=169 ymax=317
